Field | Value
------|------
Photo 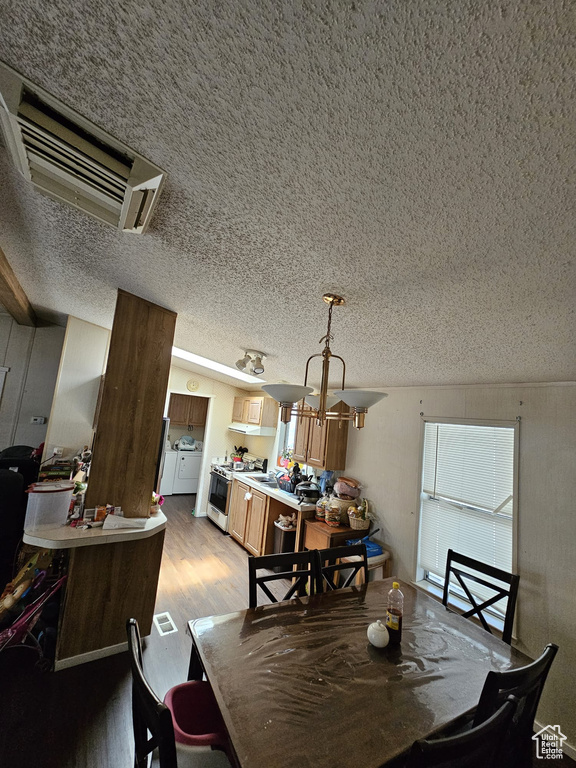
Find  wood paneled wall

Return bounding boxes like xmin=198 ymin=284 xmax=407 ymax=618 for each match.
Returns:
xmin=85 ymin=290 xmax=176 ymax=516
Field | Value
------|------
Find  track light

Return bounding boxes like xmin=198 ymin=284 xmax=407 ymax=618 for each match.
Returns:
xmin=236 ymin=353 xmax=251 ymax=372
xmin=236 ymin=350 xmax=266 ymax=375
xmin=251 ymin=354 xmax=265 ymax=375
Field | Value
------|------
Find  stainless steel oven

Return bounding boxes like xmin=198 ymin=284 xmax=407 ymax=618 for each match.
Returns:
xmin=206 ymin=456 xmax=268 ymax=533
xmin=207 ymin=467 xmax=232 ymax=532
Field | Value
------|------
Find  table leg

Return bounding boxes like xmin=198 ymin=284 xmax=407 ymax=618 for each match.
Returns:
xmin=187 ymin=639 xmax=204 ymax=681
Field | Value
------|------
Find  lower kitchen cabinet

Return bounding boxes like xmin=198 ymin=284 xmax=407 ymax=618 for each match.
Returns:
xmin=229 ymin=480 xmax=249 ymax=543
xmin=228 ymin=480 xmax=271 ymax=556
xmin=244 ymin=488 xmax=267 ymax=556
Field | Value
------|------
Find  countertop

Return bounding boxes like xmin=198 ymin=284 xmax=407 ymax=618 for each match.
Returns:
xmin=23 ymin=511 xmax=167 ymax=549
xmin=231 ymin=473 xmax=316 ymax=512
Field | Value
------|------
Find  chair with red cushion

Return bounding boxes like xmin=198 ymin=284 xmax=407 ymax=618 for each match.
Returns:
xmin=126 ymin=618 xmax=231 ymax=767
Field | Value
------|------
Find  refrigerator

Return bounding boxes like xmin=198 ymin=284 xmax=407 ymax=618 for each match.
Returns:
xmin=154 ymin=417 xmax=170 ymax=493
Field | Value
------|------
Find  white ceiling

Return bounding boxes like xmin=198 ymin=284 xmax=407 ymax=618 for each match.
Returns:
xmin=0 ymin=1 xmax=574 ymax=391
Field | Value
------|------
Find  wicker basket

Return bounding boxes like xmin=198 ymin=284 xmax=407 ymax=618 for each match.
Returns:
xmin=348 ymin=512 xmax=370 ymax=530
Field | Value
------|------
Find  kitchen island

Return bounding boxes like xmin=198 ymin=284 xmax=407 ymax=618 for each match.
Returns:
xmin=23 ymin=512 xmax=166 ymax=670
xmin=227 ymin=474 xmax=316 ymax=557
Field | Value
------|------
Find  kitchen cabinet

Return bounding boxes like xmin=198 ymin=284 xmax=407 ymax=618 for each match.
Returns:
xmin=244 ymin=488 xmax=267 ymax=556
xmin=168 ymin=393 xmax=208 ymax=427
xmin=229 ymin=480 xmax=250 ymax=544
xmin=231 ymin=395 xmax=278 ymax=427
xmin=292 ymin=403 xmax=349 ymax=470
xmin=229 ymin=480 xmax=268 ymax=556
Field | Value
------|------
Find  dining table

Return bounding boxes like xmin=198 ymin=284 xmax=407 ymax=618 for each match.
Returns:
xmin=187 ymin=578 xmax=530 ymax=768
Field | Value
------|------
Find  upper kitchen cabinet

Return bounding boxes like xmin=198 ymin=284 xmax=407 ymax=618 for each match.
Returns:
xmin=292 ymin=403 xmax=349 ymax=471
xmin=168 ymin=393 xmax=209 ymax=427
xmin=232 ymin=395 xmax=278 ymax=428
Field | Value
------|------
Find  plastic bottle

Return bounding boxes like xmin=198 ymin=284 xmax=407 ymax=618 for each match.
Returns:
xmin=386 ymin=582 xmax=404 ymax=643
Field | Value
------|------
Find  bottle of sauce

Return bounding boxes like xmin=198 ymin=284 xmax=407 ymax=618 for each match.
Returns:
xmin=386 ymin=582 xmax=404 ymax=643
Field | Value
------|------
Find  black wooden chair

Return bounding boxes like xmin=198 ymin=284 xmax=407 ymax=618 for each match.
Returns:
xmin=126 ymin=618 xmax=230 ymax=768
xmin=404 ymin=696 xmax=517 ymax=768
xmin=315 ymin=543 xmax=368 ymax=592
xmin=248 ymin=550 xmax=319 ymax=608
xmin=472 ymin=643 xmax=559 ymax=768
xmin=442 ymin=549 xmax=519 ymax=644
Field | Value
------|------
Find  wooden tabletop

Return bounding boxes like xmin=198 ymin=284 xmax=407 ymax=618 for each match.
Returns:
xmin=189 ymin=579 xmax=530 ymax=768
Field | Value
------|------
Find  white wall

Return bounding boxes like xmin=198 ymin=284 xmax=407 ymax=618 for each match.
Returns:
xmin=43 ymin=316 xmax=110 ymax=459
xmin=344 ymin=382 xmax=576 ymax=752
xmin=0 ymin=313 xmax=65 ymax=451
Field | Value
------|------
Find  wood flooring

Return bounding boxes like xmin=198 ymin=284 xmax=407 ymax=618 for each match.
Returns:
xmin=0 ymin=494 xmax=572 ymax=767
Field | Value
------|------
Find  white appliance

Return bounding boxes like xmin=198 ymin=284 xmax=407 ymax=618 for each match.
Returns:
xmin=172 ymin=452 xmax=202 ymax=494
xmin=159 ymin=449 xmax=177 ymax=495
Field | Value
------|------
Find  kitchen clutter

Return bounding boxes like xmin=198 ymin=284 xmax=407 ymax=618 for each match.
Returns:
xmin=312 ymin=474 xmax=373 ymax=529
xmin=275 ymin=512 xmax=297 ymax=530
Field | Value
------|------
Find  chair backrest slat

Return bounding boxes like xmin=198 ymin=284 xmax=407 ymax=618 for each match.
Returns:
xmin=406 ymin=696 xmax=518 ymax=768
xmin=316 ymin=543 xmax=368 ymax=593
xmin=442 ymin=549 xmax=520 ymax=645
xmin=126 ymin=618 xmax=178 ymax=768
xmin=248 ymin=551 xmax=319 ymax=608
xmin=473 ymin=643 xmax=558 ymax=767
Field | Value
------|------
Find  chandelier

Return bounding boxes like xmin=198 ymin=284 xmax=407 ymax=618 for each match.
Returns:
xmin=262 ymin=294 xmax=387 ymax=429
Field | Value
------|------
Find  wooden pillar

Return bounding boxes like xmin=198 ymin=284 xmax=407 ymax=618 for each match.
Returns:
xmin=85 ymin=290 xmax=176 ymax=516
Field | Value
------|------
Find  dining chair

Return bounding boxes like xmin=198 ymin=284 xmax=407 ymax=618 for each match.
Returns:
xmin=315 ymin=543 xmax=368 ymax=592
xmin=126 ymin=618 xmax=230 ymax=768
xmin=404 ymin=695 xmax=517 ymax=768
xmin=472 ymin=643 xmax=559 ymax=768
xmin=442 ymin=549 xmax=520 ymax=644
xmin=247 ymin=550 xmax=318 ymax=608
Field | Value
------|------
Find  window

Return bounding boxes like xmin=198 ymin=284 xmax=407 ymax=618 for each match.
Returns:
xmin=418 ymin=420 xmax=517 ymax=613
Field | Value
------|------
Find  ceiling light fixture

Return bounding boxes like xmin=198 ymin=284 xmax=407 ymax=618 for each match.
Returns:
xmin=235 ymin=353 xmax=251 ymax=372
xmin=262 ymin=294 xmax=387 ymax=429
xmin=172 ymin=347 xmax=265 ymax=384
xmin=236 ymin=350 xmax=266 ymax=376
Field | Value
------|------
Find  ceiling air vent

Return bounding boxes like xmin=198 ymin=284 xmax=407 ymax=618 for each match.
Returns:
xmin=0 ymin=62 xmax=165 ymax=233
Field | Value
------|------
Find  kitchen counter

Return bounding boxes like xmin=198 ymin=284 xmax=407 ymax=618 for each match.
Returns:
xmin=23 ymin=512 xmax=166 ymax=670
xmin=235 ymin=472 xmax=316 ymax=512
xmin=23 ymin=511 xmax=167 ymax=549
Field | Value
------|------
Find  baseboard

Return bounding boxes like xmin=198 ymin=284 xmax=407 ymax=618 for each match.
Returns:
xmin=534 ymin=718 xmax=576 ymax=760
xmin=54 ymin=641 xmax=128 ymax=670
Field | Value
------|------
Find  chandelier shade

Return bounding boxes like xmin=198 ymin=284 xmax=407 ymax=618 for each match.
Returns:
xmin=262 ymin=384 xmax=313 ymax=403
xmin=305 ymin=394 xmax=340 ymax=411
xmin=334 ymin=390 xmax=388 ymax=409
xmin=262 ymin=294 xmax=386 ymax=429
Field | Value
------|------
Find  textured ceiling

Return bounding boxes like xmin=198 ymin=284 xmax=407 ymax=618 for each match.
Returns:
xmin=0 ymin=0 xmax=574 ymax=390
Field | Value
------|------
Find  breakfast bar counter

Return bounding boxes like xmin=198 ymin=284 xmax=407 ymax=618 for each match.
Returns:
xmin=23 ymin=513 xmax=167 ymax=670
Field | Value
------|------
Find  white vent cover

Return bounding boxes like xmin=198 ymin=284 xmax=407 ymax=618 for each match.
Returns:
xmin=0 ymin=62 xmax=165 ymax=233
xmin=153 ymin=611 xmax=178 ymax=636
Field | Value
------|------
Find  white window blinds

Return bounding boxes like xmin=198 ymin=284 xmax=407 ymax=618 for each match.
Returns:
xmin=418 ymin=422 xmax=515 ymax=582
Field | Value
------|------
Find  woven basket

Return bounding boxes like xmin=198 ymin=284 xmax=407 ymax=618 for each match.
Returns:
xmin=348 ymin=512 xmax=370 ymax=530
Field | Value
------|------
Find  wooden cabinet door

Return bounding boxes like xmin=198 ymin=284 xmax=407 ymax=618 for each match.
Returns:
xmin=246 ymin=398 xmax=263 ymax=424
xmin=307 ymin=417 xmax=328 ymax=468
xmin=168 ymin=393 xmax=191 ymax=425
xmin=188 ymin=396 xmax=208 ymax=426
xmin=322 ymin=403 xmax=350 ymax=470
xmin=232 ymin=397 xmax=244 ymax=422
xmin=292 ymin=411 xmax=311 ymax=464
xmin=244 ymin=489 xmax=267 ymax=556
xmin=229 ymin=480 xmax=249 ymax=544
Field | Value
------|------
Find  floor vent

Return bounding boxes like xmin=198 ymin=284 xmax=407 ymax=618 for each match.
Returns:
xmin=153 ymin=612 xmax=178 ymax=636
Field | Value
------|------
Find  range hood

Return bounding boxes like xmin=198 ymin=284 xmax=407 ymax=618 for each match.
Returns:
xmin=227 ymin=422 xmax=276 ymax=437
